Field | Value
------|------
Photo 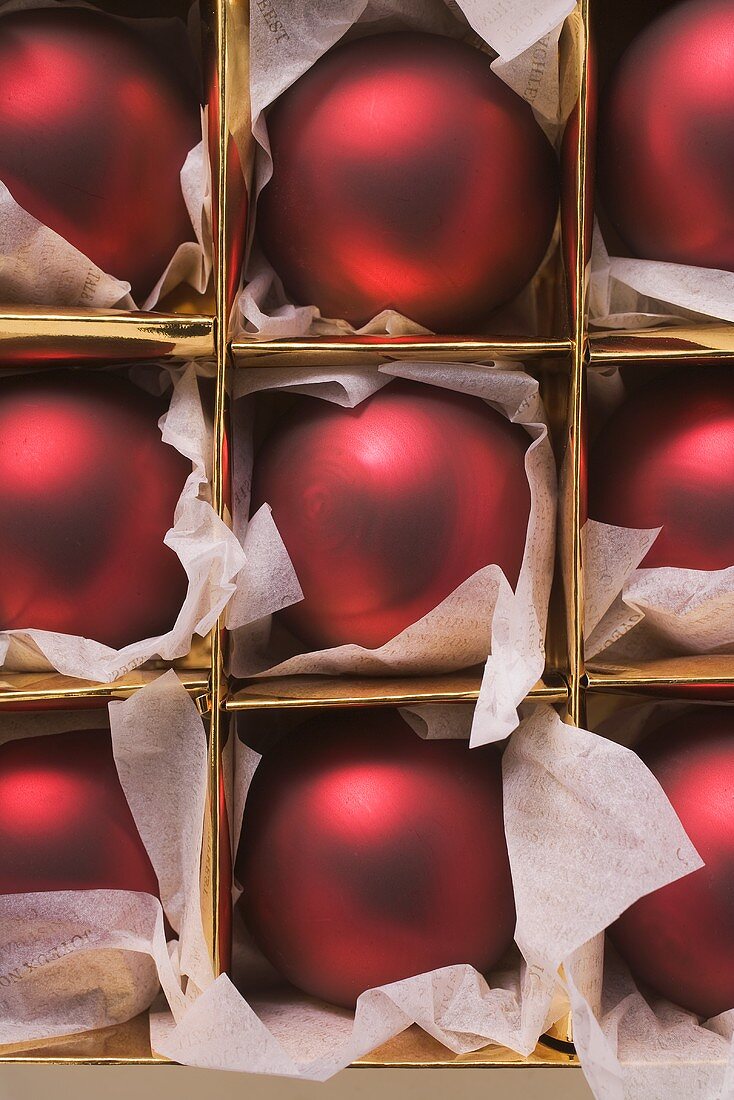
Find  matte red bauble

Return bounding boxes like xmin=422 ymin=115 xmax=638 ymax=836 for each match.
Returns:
xmin=257 ymin=32 xmax=559 ymax=331
xmin=251 ymin=381 xmax=531 ymax=649
xmin=0 ymin=370 xmax=190 ymax=648
xmin=236 ymin=711 xmax=515 ymax=1008
xmin=0 ymin=9 xmax=200 ymax=302
xmin=610 ymin=709 xmax=734 ymax=1018
xmin=589 ymin=367 xmax=734 ymax=569
xmin=0 ymin=729 xmax=158 ymax=896
xmin=600 ymin=0 xmax=734 ymax=271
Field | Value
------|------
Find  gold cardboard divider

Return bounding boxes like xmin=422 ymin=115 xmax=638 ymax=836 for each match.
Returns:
xmin=231 ymin=336 xmax=574 ymax=369
xmin=0 ymin=1015 xmax=579 ymax=1069
xmin=0 ymin=1014 xmax=164 ymax=1066
xmin=0 ymin=668 xmax=210 ymax=710
xmin=225 ymin=672 xmax=568 ymax=711
xmin=0 ymin=308 xmax=215 ymax=364
xmin=0 ymin=634 xmax=213 ymax=709
xmin=589 ymin=323 xmax=734 ymax=363
xmin=354 ymin=1027 xmax=578 ymax=1068
xmin=585 ymin=655 xmax=734 ymax=698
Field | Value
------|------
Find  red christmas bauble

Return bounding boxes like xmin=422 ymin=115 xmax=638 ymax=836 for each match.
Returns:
xmin=600 ymin=0 xmax=734 ymax=271
xmin=0 ymin=8 xmax=200 ymax=302
xmin=0 ymin=728 xmax=158 ymax=896
xmin=589 ymin=367 xmax=734 ymax=569
xmin=251 ymin=381 xmax=531 ymax=649
xmin=257 ymin=32 xmax=559 ymax=332
xmin=0 ymin=370 xmax=190 ymax=649
xmin=236 ymin=711 xmax=515 ymax=1008
xmin=610 ymin=708 xmax=734 ymax=1018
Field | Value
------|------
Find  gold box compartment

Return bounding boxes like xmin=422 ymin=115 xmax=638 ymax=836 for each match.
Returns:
xmin=587 ymin=0 xmax=734 ymax=362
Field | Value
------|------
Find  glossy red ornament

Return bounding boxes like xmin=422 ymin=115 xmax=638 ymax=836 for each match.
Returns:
xmin=589 ymin=367 xmax=734 ymax=569
xmin=0 ymin=370 xmax=190 ymax=649
xmin=236 ymin=711 xmax=515 ymax=1008
xmin=257 ymin=32 xmax=559 ymax=332
xmin=610 ymin=708 xmax=734 ymax=1018
xmin=0 ymin=728 xmax=158 ymax=896
xmin=0 ymin=8 xmax=200 ymax=302
xmin=251 ymin=380 xmax=531 ymax=650
xmin=600 ymin=0 xmax=734 ymax=271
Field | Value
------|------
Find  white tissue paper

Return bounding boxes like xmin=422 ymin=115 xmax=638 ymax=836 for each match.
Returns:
xmin=583 ymin=367 xmax=734 ymax=662
xmin=235 ymin=0 xmax=577 ymax=339
xmin=0 ymin=362 xmax=246 ymax=682
xmin=567 ymin=701 xmax=734 ymax=1100
xmin=225 ymin=361 xmax=557 ymax=745
xmin=569 ymin=949 xmax=734 ymax=1100
xmin=589 ymin=223 xmax=734 ymax=331
xmin=0 ymin=671 xmax=212 ymax=1050
xmin=150 ymin=702 xmax=700 ymax=1079
xmin=0 ymin=1 xmax=212 ymax=312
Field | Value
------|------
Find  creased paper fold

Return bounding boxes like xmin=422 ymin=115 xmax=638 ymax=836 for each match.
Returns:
xmin=589 ymin=222 xmax=734 ymax=330
xmin=583 ymin=520 xmax=734 ymax=663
